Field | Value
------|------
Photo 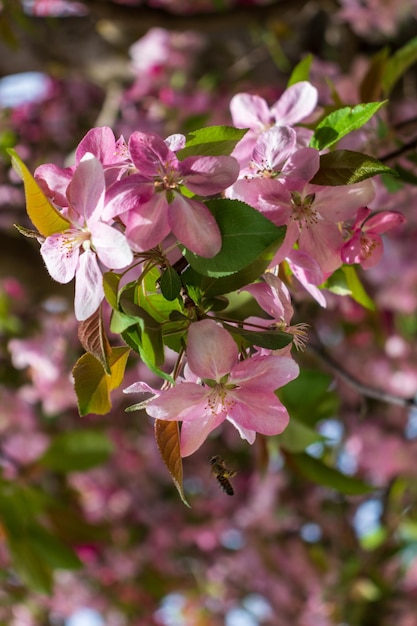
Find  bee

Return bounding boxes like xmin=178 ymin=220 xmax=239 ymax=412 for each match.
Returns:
xmin=210 ymin=455 xmax=237 ymax=496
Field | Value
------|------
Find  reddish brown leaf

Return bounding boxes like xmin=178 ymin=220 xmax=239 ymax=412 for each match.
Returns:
xmin=78 ymin=307 xmax=112 ymax=375
xmin=154 ymin=420 xmax=190 ymax=507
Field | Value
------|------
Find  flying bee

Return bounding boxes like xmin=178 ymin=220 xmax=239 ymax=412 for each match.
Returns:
xmin=210 ymin=455 xmax=237 ymax=496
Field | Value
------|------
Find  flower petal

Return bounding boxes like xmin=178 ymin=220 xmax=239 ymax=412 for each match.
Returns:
xmin=180 ymin=155 xmax=239 ymax=195
xmin=180 ymin=411 xmax=226 ymax=457
xmin=169 ymin=193 xmax=222 ymax=257
xmin=128 ymin=131 xmax=177 ymax=177
xmin=125 ymin=192 xmax=171 ymax=252
xmin=67 ymin=154 xmax=105 ymax=223
xmin=228 ymin=390 xmax=290 ymax=435
xmin=270 ymin=81 xmax=318 ymax=126
xmin=74 ymin=249 xmax=104 ymax=321
xmin=146 ymin=383 xmax=211 ymax=421
xmin=187 ymin=319 xmax=238 ymax=380
xmin=230 ymin=93 xmax=271 ymax=130
xmin=89 ymin=221 xmax=133 ymax=269
xmin=40 ymin=232 xmax=79 ymax=283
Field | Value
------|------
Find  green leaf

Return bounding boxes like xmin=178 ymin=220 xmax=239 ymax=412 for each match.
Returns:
xmin=393 ymin=163 xmax=417 ymax=186
xmin=40 ymin=429 xmax=113 ymax=472
xmin=154 ymin=420 xmax=190 ymax=507
xmin=222 ymin=322 xmax=293 ymax=350
xmin=310 ymin=150 xmax=397 ymax=186
xmin=8 ymin=148 xmax=70 ymax=236
xmin=342 ymin=265 xmax=375 ymax=310
xmin=383 ymin=36 xmax=417 ymax=97
xmin=322 ymin=267 xmax=351 ymax=296
xmin=159 ymin=265 xmax=182 ymax=301
xmin=287 ymin=452 xmax=374 ymax=495
xmin=279 ymin=369 xmax=339 ymax=426
xmin=277 ymin=418 xmax=325 ymax=453
xmin=73 ymin=346 xmax=130 ymax=416
xmin=309 ymin=102 xmax=387 ymax=151
xmin=183 ymin=233 xmax=286 ymax=298
xmin=176 ymin=125 xmax=248 ymax=159
xmin=184 ymin=199 xmax=286 ymax=277
xmin=103 ymin=272 xmax=121 ymax=310
xmin=120 ymin=299 xmax=165 ymax=367
xmin=287 ymin=54 xmax=313 ymax=86
xmin=7 ymin=536 xmax=53 ymax=594
xmin=28 ymin=524 xmax=82 ymax=570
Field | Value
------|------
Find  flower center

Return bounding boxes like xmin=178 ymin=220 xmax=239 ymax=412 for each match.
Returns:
xmin=203 ymin=378 xmax=238 ymax=415
xmin=290 ymin=191 xmax=318 ymax=228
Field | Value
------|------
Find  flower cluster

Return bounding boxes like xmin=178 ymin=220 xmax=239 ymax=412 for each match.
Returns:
xmin=15 ymin=80 xmax=405 ymax=472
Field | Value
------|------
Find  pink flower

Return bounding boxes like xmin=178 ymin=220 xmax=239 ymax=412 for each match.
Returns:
xmin=242 ymin=273 xmax=308 ymax=351
xmin=230 ymin=81 xmax=318 ymax=165
xmin=40 ymin=153 xmax=133 ymax=320
xmin=230 ymin=176 xmax=375 ymax=274
xmin=104 ymin=131 xmax=239 ymax=257
xmin=144 ymin=319 xmax=299 ymax=456
xmin=341 ymin=207 xmax=406 ymax=269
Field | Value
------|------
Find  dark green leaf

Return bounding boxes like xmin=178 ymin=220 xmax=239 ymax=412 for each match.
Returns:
xmin=310 ymin=150 xmax=397 ymax=185
xmin=279 ymin=369 xmax=339 ymax=426
xmin=103 ymin=271 xmax=121 ymax=310
xmin=222 ymin=322 xmax=293 ymax=350
xmin=359 ymin=48 xmax=389 ymax=102
xmin=184 ymin=199 xmax=286 ymax=277
xmin=159 ymin=265 xmax=182 ymax=301
xmin=8 ymin=536 xmax=53 ymax=594
xmin=28 ymin=525 xmax=82 ymax=570
xmin=277 ymin=418 xmax=325 ymax=453
xmin=287 ymin=452 xmax=374 ymax=495
xmin=40 ymin=430 xmax=113 ymax=472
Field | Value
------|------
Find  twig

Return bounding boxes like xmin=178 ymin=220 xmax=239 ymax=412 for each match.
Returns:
xmin=308 ymin=342 xmax=417 ymax=409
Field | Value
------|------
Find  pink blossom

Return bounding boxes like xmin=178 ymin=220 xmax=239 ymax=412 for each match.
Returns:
xmin=40 ymin=153 xmax=133 ymax=320
xmin=230 ymin=81 xmax=318 ymax=165
xmin=144 ymin=319 xmax=299 ymax=456
xmin=230 ymin=176 xmax=375 ymax=274
xmin=104 ymin=131 xmax=239 ymax=257
xmin=242 ymin=273 xmax=308 ymax=352
xmin=341 ymin=206 xmax=406 ymax=269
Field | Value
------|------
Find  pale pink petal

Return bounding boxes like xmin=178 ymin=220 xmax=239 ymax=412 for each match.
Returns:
xmin=35 ymin=163 xmax=73 ymax=208
xmin=230 ymin=354 xmax=299 ymax=389
xmin=124 ymin=381 xmax=159 ymax=395
xmin=298 ymin=219 xmax=344 ymax=273
xmin=287 ymin=250 xmax=327 ymax=307
xmin=180 ymin=155 xmax=239 ymax=195
xmin=252 ymin=126 xmax=296 ymax=171
xmin=270 ymin=81 xmax=318 ymax=126
xmin=187 ymin=319 xmax=238 ymax=380
xmin=283 ymin=147 xmax=320 ymax=181
xmin=180 ymin=411 xmax=226 ymax=457
xmin=230 ymin=93 xmax=271 ymax=130
xmin=40 ymin=232 xmax=79 ymax=283
xmin=169 ymin=193 xmax=222 ymax=257
xmin=165 ymin=133 xmax=186 ymax=152
xmin=226 ymin=420 xmax=257 ymax=444
xmin=228 ymin=389 xmax=290 ymax=434
xmin=125 ymin=193 xmax=171 ymax=252
xmin=312 ymin=179 xmax=375 ymax=222
xmin=74 ymin=249 xmax=104 ymax=320
xmin=146 ymin=383 xmax=211 ymax=421
xmin=67 ymin=154 xmax=105 ymax=222
xmin=89 ymin=222 xmax=133 ymax=269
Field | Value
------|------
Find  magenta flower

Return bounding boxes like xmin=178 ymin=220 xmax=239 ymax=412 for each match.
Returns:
xmin=104 ymin=131 xmax=239 ymax=257
xmin=40 ymin=153 xmax=133 ymax=321
xmin=144 ymin=319 xmax=299 ymax=457
xmin=341 ymin=207 xmax=406 ymax=269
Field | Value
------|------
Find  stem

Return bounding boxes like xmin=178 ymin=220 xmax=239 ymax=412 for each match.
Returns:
xmin=308 ymin=341 xmax=417 ymax=409
xmin=379 ymin=136 xmax=417 ymax=163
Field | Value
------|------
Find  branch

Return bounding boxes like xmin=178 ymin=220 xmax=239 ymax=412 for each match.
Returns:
xmin=379 ymin=136 xmax=417 ymax=163
xmin=308 ymin=341 xmax=417 ymax=409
